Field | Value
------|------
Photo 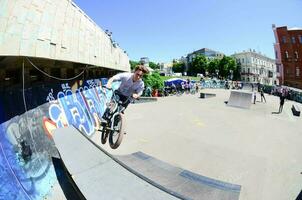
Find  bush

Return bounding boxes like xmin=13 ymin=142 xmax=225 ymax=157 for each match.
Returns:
xmin=143 ymin=72 xmax=164 ymax=90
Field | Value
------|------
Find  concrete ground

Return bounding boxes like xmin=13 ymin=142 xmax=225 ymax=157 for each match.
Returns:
xmin=95 ymin=88 xmax=302 ymax=200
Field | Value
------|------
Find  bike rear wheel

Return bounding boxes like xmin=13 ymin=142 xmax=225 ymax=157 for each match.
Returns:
xmin=109 ymin=113 xmax=124 ymax=149
xmin=100 ymin=126 xmax=109 ymax=144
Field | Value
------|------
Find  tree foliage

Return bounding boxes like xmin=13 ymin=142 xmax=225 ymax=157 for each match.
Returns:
xmin=217 ymin=56 xmax=236 ymax=79
xmin=172 ymin=62 xmax=185 ymax=73
xmin=187 ymin=55 xmax=239 ymax=80
xmin=190 ymin=55 xmax=207 ymax=76
xmin=129 ymin=60 xmax=139 ymax=71
xmin=149 ymin=61 xmax=160 ymax=70
xmin=207 ymin=58 xmax=220 ymax=76
xmin=130 ymin=60 xmax=159 ymax=70
xmin=143 ymin=72 xmax=163 ymax=89
xmin=233 ymin=61 xmax=241 ymax=81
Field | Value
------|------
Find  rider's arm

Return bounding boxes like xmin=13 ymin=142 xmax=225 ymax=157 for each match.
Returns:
xmin=106 ymin=76 xmax=115 ymax=89
xmin=106 ymin=73 xmax=127 ymax=88
xmin=132 ymin=82 xmax=144 ymax=99
xmin=132 ymin=93 xmax=140 ymax=99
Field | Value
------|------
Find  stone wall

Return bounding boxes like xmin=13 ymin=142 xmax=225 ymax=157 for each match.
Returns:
xmin=0 ymin=0 xmax=130 ymax=72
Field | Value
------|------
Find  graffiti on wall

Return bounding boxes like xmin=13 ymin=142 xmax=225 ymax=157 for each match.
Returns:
xmin=45 ymin=79 xmax=118 ymax=136
xmin=0 ymin=106 xmax=57 ymax=200
xmin=0 ymin=78 xmax=116 ymax=199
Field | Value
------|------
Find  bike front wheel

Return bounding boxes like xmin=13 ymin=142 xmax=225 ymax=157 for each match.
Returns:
xmin=109 ymin=113 xmax=125 ymax=149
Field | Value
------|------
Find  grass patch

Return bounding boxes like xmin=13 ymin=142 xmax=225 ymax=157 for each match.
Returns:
xmin=160 ymin=76 xmax=201 ymax=82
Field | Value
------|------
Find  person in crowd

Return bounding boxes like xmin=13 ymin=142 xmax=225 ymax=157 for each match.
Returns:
xmin=279 ymin=91 xmax=286 ymax=113
xmin=260 ymin=88 xmax=266 ymax=103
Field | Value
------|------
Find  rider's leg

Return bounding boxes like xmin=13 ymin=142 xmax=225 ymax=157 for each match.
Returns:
xmin=115 ymin=92 xmax=131 ymax=113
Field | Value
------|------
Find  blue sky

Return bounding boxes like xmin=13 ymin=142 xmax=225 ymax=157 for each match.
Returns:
xmin=74 ymin=0 xmax=302 ymax=63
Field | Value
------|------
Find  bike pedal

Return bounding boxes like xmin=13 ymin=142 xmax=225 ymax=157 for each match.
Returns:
xmin=100 ymin=121 xmax=107 ymax=125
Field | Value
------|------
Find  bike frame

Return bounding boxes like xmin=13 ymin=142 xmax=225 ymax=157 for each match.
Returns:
xmin=103 ymin=87 xmax=132 ymax=130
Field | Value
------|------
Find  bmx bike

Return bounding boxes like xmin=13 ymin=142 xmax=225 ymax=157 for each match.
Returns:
xmin=100 ymin=87 xmax=131 ymax=149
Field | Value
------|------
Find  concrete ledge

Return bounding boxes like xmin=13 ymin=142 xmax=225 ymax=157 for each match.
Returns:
xmin=292 ymin=104 xmax=300 ymax=116
xmin=135 ymin=97 xmax=158 ymax=104
xmin=200 ymin=93 xmax=216 ymax=98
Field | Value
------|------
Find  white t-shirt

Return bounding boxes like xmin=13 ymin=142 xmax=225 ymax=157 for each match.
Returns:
xmin=112 ymin=72 xmax=145 ymax=97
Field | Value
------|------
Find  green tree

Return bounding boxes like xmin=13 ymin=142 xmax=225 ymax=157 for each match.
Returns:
xmin=233 ymin=61 xmax=241 ymax=81
xmin=172 ymin=62 xmax=185 ymax=73
xmin=207 ymin=58 xmax=220 ymax=76
xmin=129 ymin=60 xmax=139 ymax=71
xmin=149 ymin=61 xmax=160 ymax=70
xmin=218 ymin=56 xmax=236 ymax=79
xmin=143 ymin=72 xmax=163 ymax=89
xmin=190 ymin=55 xmax=208 ymax=76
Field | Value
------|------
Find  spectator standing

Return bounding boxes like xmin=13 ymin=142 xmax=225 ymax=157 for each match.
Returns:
xmin=260 ymin=88 xmax=266 ymax=103
xmin=253 ymin=91 xmax=257 ymax=104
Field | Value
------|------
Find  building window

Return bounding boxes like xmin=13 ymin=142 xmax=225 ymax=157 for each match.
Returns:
xmin=285 ymin=51 xmax=289 ymax=59
xmin=282 ymin=36 xmax=287 ymax=43
xmin=291 ymin=36 xmax=296 ymax=44
xmin=296 ymin=67 xmax=300 ymax=77
xmin=275 ymin=51 xmax=278 ymax=59
xmin=295 ymin=51 xmax=299 ymax=59
xmin=299 ymin=35 xmax=302 ymax=43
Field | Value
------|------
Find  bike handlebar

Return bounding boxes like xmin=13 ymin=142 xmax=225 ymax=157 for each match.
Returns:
xmin=102 ymin=85 xmax=113 ymax=90
xmin=102 ymin=86 xmax=137 ymax=105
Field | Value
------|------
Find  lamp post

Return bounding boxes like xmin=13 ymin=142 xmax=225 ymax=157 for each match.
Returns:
xmin=229 ymin=70 xmax=233 ymax=80
xmin=215 ymin=69 xmax=219 ymax=79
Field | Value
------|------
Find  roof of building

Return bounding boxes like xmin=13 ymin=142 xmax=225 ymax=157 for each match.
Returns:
xmin=231 ymin=50 xmax=275 ymax=62
xmin=288 ymin=27 xmax=302 ymax=31
xmin=188 ymin=48 xmax=224 ymax=57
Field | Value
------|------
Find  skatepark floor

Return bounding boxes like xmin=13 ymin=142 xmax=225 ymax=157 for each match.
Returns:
xmin=94 ymin=88 xmax=302 ymax=200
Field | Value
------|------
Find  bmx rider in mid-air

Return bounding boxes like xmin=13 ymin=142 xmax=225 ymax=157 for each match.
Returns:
xmin=104 ymin=64 xmax=149 ymax=112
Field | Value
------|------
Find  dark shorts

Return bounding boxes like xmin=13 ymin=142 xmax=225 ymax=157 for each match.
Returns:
xmin=115 ymin=90 xmax=131 ymax=109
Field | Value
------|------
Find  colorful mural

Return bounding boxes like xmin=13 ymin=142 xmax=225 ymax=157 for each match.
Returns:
xmin=0 ymin=78 xmax=118 ymax=199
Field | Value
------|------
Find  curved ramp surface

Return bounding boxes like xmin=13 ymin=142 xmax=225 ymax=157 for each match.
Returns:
xmin=53 ymin=126 xmax=241 ymax=200
xmin=52 ymin=126 xmax=179 ymax=200
xmin=227 ymin=91 xmax=252 ymax=109
xmin=117 ymin=152 xmax=241 ymax=200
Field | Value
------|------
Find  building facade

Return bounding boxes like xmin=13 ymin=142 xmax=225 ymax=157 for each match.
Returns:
xmin=185 ymin=48 xmax=224 ymax=74
xmin=187 ymin=48 xmax=224 ymax=63
xmin=273 ymin=25 xmax=302 ymax=89
xmin=232 ymin=50 xmax=278 ymax=85
xmin=159 ymin=62 xmax=173 ymax=75
xmin=140 ymin=57 xmax=149 ymax=67
xmin=0 ymin=0 xmax=130 ymax=87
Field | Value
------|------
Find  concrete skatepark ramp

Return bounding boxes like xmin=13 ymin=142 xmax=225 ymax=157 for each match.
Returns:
xmin=227 ymin=91 xmax=253 ymax=109
xmin=117 ymin=152 xmax=241 ymax=200
xmin=53 ymin=126 xmax=178 ymax=200
xmin=53 ymin=126 xmax=241 ymax=200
